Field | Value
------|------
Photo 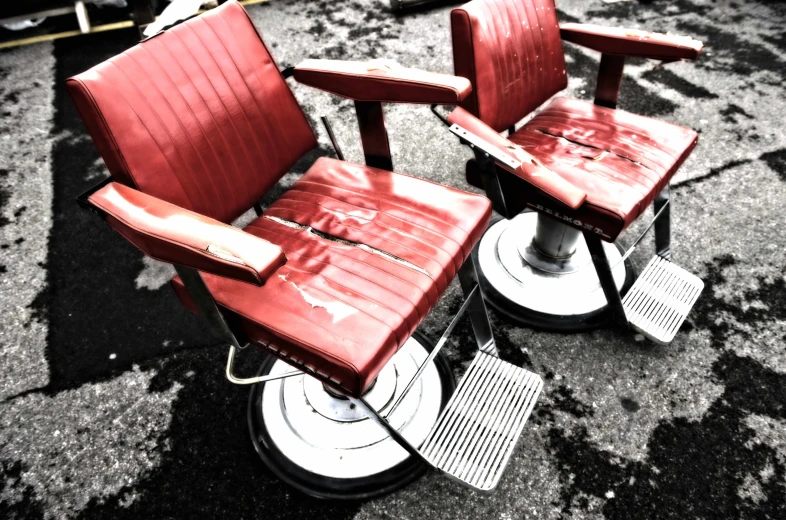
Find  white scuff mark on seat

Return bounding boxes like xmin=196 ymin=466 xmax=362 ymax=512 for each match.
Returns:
xmin=365 ymin=58 xmax=406 ymax=74
xmin=290 ymin=282 xmax=357 ymax=323
xmin=206 ymin=244 xmax=244 ymax=265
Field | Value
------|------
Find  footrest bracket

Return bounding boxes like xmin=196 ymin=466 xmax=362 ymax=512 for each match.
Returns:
xmin=420 ymin=352 xmax=542 ymax=491
xmin=623 ymin=255 xmax=704 ymax=344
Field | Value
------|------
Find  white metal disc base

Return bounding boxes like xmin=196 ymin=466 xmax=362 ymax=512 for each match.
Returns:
xmin=477 ymin=213 xmax=632 ymax=330
xmin=248 ymin=333 xmax=454 ymax=499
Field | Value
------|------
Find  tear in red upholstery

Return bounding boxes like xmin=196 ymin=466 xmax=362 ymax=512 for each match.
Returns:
xmin=294 ymin=59 xmax=472 ymax=104
xmin=506 ymin=97 xmax=698 ymax=240
xmin=173 ymin=157 xmax=492 ymax=396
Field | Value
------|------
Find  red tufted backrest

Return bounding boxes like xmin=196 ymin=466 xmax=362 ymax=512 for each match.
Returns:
xmin=451 ymin=0 xmax=567 ymax=132
xmin=66 ymin=1 xmax=317 ymax=224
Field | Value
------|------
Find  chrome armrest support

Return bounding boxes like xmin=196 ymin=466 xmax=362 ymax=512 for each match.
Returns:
xmin=174 ymin=265 xmax=245 ymax=349
xmin=613 ymin=193 xmax=671 ymax=270
xmin=225 ymin=345 xmax=303 ymax=385
xmin=385 ymin=283 xmax=482 ymax=418
xmin=448 ymin=123 xmax=516 ymax=217
xmin=449 ymin=124 xmax=522 ymax=171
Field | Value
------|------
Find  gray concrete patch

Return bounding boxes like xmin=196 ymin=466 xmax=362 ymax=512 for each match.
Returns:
xmin=0 ymin=42 xmax=55 ymax=401
xmin=0 ymin=0 xmax=785 ymax=518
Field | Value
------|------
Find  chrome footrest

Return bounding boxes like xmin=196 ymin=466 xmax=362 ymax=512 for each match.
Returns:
xmin=420 ymin=352 xmax=542 ymax=491
xmin=623 ymin=255 xmax=704 ymax=344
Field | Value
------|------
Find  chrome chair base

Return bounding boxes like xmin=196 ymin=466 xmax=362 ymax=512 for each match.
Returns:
xmin=476 ymin=213 xmax=634 ymax=331
xmin=247 ymin=331 xmax=455 ymax=500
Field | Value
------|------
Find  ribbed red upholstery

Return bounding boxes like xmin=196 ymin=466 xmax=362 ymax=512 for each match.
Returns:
xmin=506 ymin=97 xmax=698 ymax=240
xmin=451 ymin=0 xmax=567 ymax=132
xmin=173 ymin=157 xmax=492 ymax=396
xmin=66 ymin=1 xmax=317 ymax=224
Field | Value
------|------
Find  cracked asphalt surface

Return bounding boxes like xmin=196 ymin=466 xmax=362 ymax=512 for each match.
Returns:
xmin=1 ymin=0 xmax=785 ymax=518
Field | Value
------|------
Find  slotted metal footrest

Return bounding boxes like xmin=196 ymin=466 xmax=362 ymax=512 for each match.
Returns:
xmin=420 ymin=352 xmax=542 ymax=491
xmin=623 ymin=255 xmax=704 ymax=344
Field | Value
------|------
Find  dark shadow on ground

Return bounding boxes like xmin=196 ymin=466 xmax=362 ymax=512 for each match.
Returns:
xmin=75 ymin=348 xmax=362 ymax=519
xmin=26 ymin=29 xmax=215 ymax=393
xmin=544 ymin=255 xmax=786 ymax=518
xmin=561 ymin=45 xmax=679 ymax=117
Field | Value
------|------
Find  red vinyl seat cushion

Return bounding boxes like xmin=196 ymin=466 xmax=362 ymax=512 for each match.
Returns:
xmin=173 ymin=157 xmax=492 ymax=396
xmin=507 ymin=97 xmax=698 ymax=239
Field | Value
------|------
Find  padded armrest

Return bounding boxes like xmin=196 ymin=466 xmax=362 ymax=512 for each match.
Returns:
xmin=88 ymin=183 xmax=286 ymax=286
xmin=293 ymin=58 xmax=472 ymax=105
xmin=560 ymin=23 xmax=703 ymax=61
xmin=447 ymin=107 xmax=587 ymax=210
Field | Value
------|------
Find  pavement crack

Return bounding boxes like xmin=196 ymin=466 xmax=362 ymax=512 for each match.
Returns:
xmin=673 ymin=158 xmax=753 ymax=190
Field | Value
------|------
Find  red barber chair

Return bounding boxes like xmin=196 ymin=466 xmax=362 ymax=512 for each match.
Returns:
xmin=70 ymin=0 xmax=542 ymax=499
xmin=438 ymin=0 xmax=705 ymax=342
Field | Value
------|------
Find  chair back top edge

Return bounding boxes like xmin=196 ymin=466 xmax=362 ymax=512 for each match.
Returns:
xmin=67 ymin=0 xmax=317 ymax=223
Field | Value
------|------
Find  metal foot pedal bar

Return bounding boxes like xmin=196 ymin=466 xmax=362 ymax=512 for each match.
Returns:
xmin=420 ymin=352 xmax=542 ymax=491
xmin=622 ymin=255 xmax=704 ymax=344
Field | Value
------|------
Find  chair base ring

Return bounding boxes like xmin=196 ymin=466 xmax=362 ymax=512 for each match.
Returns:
xmin=248 ymin=330 xmax=455 ymax=500
xmin=476 ymin=213 xmax=635 ymax=332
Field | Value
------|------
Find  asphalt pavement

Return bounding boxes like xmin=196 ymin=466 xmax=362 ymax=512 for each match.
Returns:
xmin=1 ymin=0 xmax=785 ymax=518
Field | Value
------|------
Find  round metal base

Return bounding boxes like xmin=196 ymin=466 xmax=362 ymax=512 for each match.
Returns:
xmin=476 ymin=213 xmax=635 ymax=331
xmin=248 ymin=331 xmax=455 ymax=500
